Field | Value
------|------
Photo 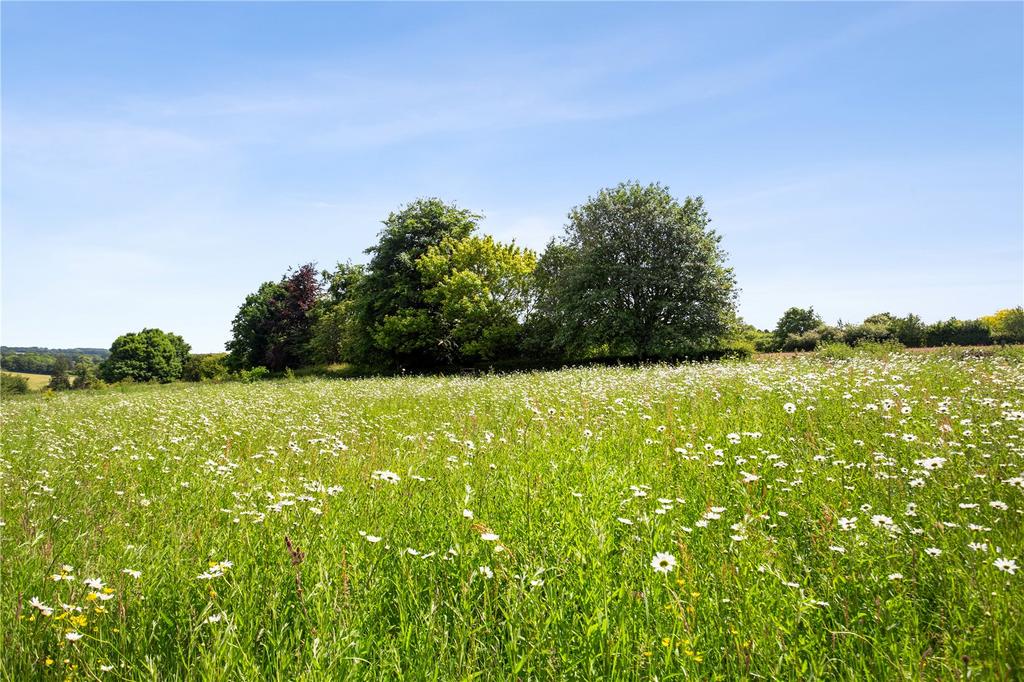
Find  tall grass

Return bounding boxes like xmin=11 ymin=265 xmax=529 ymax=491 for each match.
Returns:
xmin=2 ymin=353 xmax=1022 ymax=679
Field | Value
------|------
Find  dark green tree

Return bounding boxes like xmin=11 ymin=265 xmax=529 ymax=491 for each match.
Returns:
xmin=535 ymin=181 xmax=736 ymax=359
xmin=351 ymin=198 xmax=479 ymax=368
xmin=48 ymin=356 xmax=73 ymax=390
xmin=100 ymin=329 xmax=191 ymax=383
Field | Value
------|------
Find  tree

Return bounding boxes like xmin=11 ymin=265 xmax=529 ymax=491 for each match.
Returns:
xmin=101 ymin=329 xmax=191 ymax=383
xmin=182 ymin=354 xmax=229 ymax=382
xmin=48 ymin=356 xmax=73 ymax=390
xmin=890 ymin=314 xmax=926 ymax=347
xmin=226 ymin=264 xmax=324 ymax=371
xmin=352 ymin=198 xmax=480 ymax=368
xmin=415 ymin=235 xmax=536 ymax=363
xmin=924 ymin=318 xmax=992 ymax=347
xmin=226 ymin=281 xmax=286 ymax=370
xmin=309 ymin=262 xmax=366 ymax=365
xmin=73 ymin=357 xmax=101 ymax=389
xmin=982 ymin=308 xmax=1024 ymax=343
xmin=536 ymin=182 xmax=736 ymax=359
xmin=773 ymin=307 xmax=823 ymax=346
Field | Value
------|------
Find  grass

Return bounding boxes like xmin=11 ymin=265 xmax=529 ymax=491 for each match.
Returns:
xmin=1 ymin=352 xmax=1022 ymax=679
xmin=2 ymin=371 xmax=52 ymax=391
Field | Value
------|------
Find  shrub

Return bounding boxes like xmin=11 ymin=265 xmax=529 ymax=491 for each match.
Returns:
xmin=925 ymin=318 xmax=992 ymax=347
xmin=816 ymin=342 xmax=855 ymax=360
xmin=237 ymin=366 xmax=270 ymax=383
xmin=1 ymin=373 xmax=29 ymax=395
xmin=853 ymin=339 xmax=905 ymax=357
xmin=182 ymin=354 xmax=229 ymax=382
xmin=841 ymin=322 xmax=894 ymax=346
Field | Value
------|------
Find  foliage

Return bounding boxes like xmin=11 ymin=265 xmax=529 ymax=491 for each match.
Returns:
xmin=815 ymin=341 xmax=855 ymax=360
xmin=728 ymin=319 xmax=775 ymax=353
xmin=2 ymin=356 xmax=1022 ymax=678
xmin=781 ymin=325 xmax=840 ymax=352
xmin=100 ymin=329 xmax=191 ymax=383
xmin=236 ymin=365 xmax=270 ymax=383
xmin=924 ymin=318 xmax=992 ymax=347
xmin=226 ymin=265 xmax=323 ymax=371
xmin=309 ymin=263 xmax=365 ymax=365
xmin=773 ymin=307 xmax=822 ymax=346
xmin=840 ymin=321 xmax=895 ymax=346
xmin=73 ymin=357 xmax=102 ymax=390
xmin=416 ymin=235 xmax=536 ymax=363
xmin=47 ymin=356 xmax=73 ymax=390
xmin=0 ymin=372 xmax=29 ymax=395
xmin=889 ymin=313 xmax=927 ymax=347
xmin=352 ymin=199 xmax=479 ymax=368
xmin=535 ymin=182 xmax=736 ymax=359
xmin=852 ymin=339 xmax=905 ymax=357
xmin=1 ymin=347 xmax=108 ymax=375
xmin=182 ymin=354 xmax=230 ymax=382
xmin=1 ymin=352 xmax=56 ymax=375
xmin=982 ymin=307 xmax=1024 ymax=344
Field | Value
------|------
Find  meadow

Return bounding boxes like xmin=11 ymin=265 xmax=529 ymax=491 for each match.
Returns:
xmin=1 ymin=351 xmax=1022 ymax=680
xmin=2 ymin=371 xmax=53 ymax=391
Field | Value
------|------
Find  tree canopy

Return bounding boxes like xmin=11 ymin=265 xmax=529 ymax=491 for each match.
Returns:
xmin=101 ymin=329 xmax=191 ymax=383
xmin=533 ymin=182 xmax=736 ymax=359
xmin=226 ymin=264 xmax=323 ymax=371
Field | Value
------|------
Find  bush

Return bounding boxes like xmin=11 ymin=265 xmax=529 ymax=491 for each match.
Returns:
xmin=853 ymin=339 xmax=905 ymax=357
xmin=782 ymin=326 xmax=839 ymax=352
xmin=719 ymin=339 xmax=755 ymax=360
xmin=182 ymin=354 xmax=229 ymax=382
xmin=1 ymin=373 xmax=29 ymax=395
xmin=237 ymin=366 xmax=270 ymax=383
xmin=841 ymin=322 xmax=894 ymax=346
xmin=816 ymin=342 xmax=855 ymax=360
xmin=925 ymin=318 xmax=992 ymax=347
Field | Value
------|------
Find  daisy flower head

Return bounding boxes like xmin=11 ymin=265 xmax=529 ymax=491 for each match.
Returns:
xmin=651 ymin=552 xmax=677 ymax=574
xmin=371 ymin=470 xmax=401 ymax=484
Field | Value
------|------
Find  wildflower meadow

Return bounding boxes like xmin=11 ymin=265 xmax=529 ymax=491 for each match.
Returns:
xmin=2 ymin=351 xmax=1022 ymax=679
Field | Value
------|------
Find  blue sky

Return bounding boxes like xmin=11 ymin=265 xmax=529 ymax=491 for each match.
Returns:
xmin=3 ymin=2 xmax=1021 ymax=353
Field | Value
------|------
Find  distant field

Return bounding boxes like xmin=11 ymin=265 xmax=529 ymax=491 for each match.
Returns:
xmin=1 ymin=352 xmax=1022 ymax=679
xmin=2 ymin=370 xmax=52 ymax=390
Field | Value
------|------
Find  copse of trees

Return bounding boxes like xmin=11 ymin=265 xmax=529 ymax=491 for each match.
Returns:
xmin=225 ymin=183 xmax=740 ymax=373
xmin=226 ymin=264 xmax=323 ymax=371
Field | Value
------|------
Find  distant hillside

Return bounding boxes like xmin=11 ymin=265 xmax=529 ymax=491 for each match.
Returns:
xmin=1 ymin=347 xmax=109 ymax=375
xmin=2 ymin=346 xmax=109 ymax=359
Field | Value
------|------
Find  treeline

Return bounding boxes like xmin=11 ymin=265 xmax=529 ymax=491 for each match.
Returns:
xmin=11 ymin=181 xmax=1020 ymax=392
xmin=224 ymin=183 xmax=737 ymax=374
xmin=739 ymin=306 xmax=1024 ymax=353
xmin=0 ymin=347 xmax=108 ymax=375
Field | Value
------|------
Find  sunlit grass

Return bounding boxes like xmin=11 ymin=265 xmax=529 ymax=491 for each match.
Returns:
xmin=2 ymin=353 xmax=1022 ymax=679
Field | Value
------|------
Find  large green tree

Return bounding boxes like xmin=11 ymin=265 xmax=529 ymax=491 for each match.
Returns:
xmin=352 ymin=198 xmax=480 ymax=368
xmin=101 ymin=329 xmax=191 ymax=383
xmin=535 ymin=181 xmax=736 ymax=359
xmin=416 ymin=235 xmax=536 ymax=363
